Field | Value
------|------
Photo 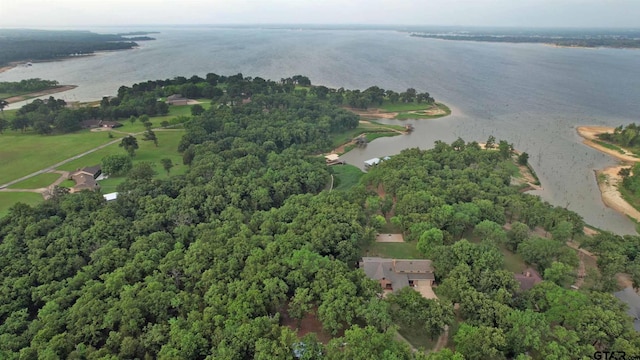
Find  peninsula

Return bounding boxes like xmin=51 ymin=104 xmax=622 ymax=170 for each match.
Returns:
xmin=0 ymin=29 xmax=156 ymax=72
xmin=577 ymin=125 xmax=640 ymax=223
xmin=2 ymin=73 xmax=640 ymax=359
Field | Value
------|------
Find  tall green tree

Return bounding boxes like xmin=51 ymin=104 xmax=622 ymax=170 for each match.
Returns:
xmin=102 ymin=154 xmax=133 ymax=176
xmin=120 ymin=135 xmax=139 ymax=156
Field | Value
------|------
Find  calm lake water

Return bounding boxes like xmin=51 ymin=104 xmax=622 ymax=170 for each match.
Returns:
xmin=2 ymin=26 xmax=640 ymax=233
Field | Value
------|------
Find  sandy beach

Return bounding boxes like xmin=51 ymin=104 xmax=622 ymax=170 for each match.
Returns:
xmin=577 ymin=126 xmax=640 ymax=222
xmin=576 ymin=126 xmax=640 ymax=162
xmin=596 ymin=165 xmax=640 ymax=222
xmin=0 ymin=65 xmax=16 ymax=74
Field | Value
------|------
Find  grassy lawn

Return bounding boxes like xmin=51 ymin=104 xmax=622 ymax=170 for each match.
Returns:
xmin=593 ymin=139 xmax=626 ymax=155
xmin=501 ymin=160 xmax=521 ymax=178
xmin=397 ymin=327 xmax=436 ymax=351
xmin=8 ymin=173 xmax=61 ymax=189
xmin=116 ymin=102 xmax=209 ymax=133
xmin=394 ymin=103 xmax=452 ymax=120
xmin=59 ymin=179 xmax=76 ymax=188
xmin=331 ymin=164 xmax=363 ymax=191
xmin=0 ymin=130 xmax=124 ymax=185
xmin=363 ymin=241 xmax=425 ymax=259
xmin=366 ymin=132 xmax=398 ymax=142
xmin=331 ymin=122 xmax=403 ymax=148
xmin=1 ymin=130 xmax=187 ymax=214
xmin=58 ymin=130 xmax=186 ymax=174
xmin=0 ymin=192 xmax=43 ymax=218
xmin=500 ymin=245 xmax=528 ymax=273
xmin=98 ymin=177 xmax=126 ymax=193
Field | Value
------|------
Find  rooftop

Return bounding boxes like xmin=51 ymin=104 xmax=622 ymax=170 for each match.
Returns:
xmin=514 ymin=268 xmax=543 ymax=291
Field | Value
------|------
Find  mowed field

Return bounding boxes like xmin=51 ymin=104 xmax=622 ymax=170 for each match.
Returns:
xmin=0 ymin=101 xmax=204 ymax=217
xmin=0 ymin=102 xmax=201 ymax=186
xmin=58 ymin=130 xmax=186 ymax=175
xmin=0 ymin=131 xmax=124 ymax=185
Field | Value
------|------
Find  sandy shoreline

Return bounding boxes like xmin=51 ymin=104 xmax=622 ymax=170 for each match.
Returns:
xmin=577 ymin=126 xmax=640 ymax=222
xmin=4 ymin=85 xmax=78 ymax=103
xmin=346 ymin=103 xmax=449 ymax=120
xmin=0 ymin=63 xmax=19 ymax=74
xmin=596 ymin=166 xmax=640 ymax=222
xmin=576 ymin=126 xmax=640 ymax=162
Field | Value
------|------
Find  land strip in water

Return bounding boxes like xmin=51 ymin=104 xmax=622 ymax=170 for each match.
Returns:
xmin=577 ymin=126 xmax=640 ymax=223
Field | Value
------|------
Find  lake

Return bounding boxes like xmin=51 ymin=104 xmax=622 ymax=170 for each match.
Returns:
xmin=2 ymin=26 xmax=639 ymax=233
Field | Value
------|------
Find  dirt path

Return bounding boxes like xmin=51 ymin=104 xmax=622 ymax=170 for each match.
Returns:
xmin=0 ymin=137 xmax=122 ymax=190
xmin=375 ymin=234 xmax=404 ymax=243
xmin=0 ymin=188 xmax=44 ymax=193
xmin=432 ymin=326 xmax=449 ymax=353
xmin=0 ymin=125 xmax=177 ymax=190
xmin=575 ymin=253 xmax=586 ymax=288
xmin=49 ymin=171 xmax=70 ymax=187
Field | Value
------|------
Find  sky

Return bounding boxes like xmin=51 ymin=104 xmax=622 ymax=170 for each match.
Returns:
xmin=1 ymin=0 xmax=639 ymax=28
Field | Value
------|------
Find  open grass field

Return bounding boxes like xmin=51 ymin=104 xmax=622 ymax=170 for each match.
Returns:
xmin=330 ymin=122 xmax=404 ymax=148
xmin=0 ymin=130 xmax=124 ymax=185
xmin=98 ymin=177 xmax=126 ymax=193
xmin=8 ymin=173 xmax=61 ymax=189
xmin=58 ymin=130 xmax=186 ymax=173
xmin=59 ymin=179 xmax=76 ymax=188
xmin=500 ymin=245 xmax=528 ymax=273
xmin=378 ymin=101 xmax=438 ymax=112
xmin=0 ymin=192 xmax=43 ymax=218
xmin=115 ymin=103 xmax=206 ymax=133
xmin=363 ymin=241 xmax=425 ymax=259
xmin=331 ymin=164 xmax=363 ymax=191
xmin=394 ymin=103 xmax=452 ymax=120
xmin=1 ymin=130 xmax=187 ymax=213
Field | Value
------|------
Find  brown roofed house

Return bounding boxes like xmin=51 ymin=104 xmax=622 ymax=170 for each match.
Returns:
xmin=69 ymin=165 xmax=102 ymax=193
xmin=514 ymin=268 xmax=543 ymax=291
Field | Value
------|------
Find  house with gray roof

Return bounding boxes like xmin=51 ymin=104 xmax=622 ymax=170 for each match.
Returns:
xmin=359 ymin=257 xmax=434 ymax=292
xmin=166 ymin=94 xmax=188 ymax=105
xmin=614 ymin=287 xmax=640 ymax=332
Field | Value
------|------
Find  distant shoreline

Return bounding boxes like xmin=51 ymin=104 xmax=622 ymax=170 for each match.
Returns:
xmin=410 ymin=34 xmax=640 ymax=50
xmin=4 ymin=85 xmax=78 ymax=104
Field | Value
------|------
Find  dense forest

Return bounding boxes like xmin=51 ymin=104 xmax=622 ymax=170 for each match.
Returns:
xmin=598 ymin=123 xmax=640 ymax=148
xmin=0 ymin=29 xmax=154 ymax=66
xmin=4 ymin=73 xmax=431 ymax=135
xmin=1 ymin=75 xmax=640 ymax=359
xmin=0 ymin=78 xmax=60 ymax=94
